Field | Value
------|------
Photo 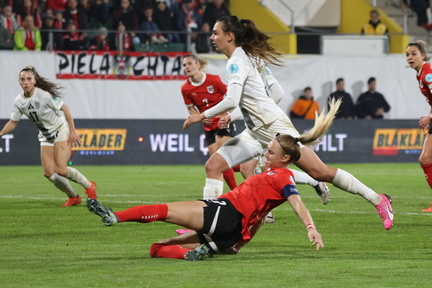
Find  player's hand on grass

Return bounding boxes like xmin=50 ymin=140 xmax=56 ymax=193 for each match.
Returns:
xmin=308 ymin=229 xmax=323 ymax=251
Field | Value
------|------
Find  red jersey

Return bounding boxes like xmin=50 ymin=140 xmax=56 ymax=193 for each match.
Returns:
xmin=220 ymin=168 xmax=298 ymax=242
xmin=181 ymin=73 xmax=227 ymax=131
xmin=416 ymin=62 xmax=432 ymax=107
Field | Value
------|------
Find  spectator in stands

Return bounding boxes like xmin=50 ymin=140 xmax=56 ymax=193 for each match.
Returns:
xmin=45 ymin=0 xmax=68 ymax=13
xmin=53 ymin=10 xmax=65 ymax=28
xmin=16 ymin=0 xmax=42 ymax=28
xmin=63 ymin=0 xmax=88 ymax=37
xmin=79 ymin=0 xmax=92 ymax=21
xmin=175 ymin=0 xmax=202 ymax=43
xmin=328 ymin=78 xmax=355 ymax=119
xmin=196 ymin=0 xmax=230 ymax=53
xmin=178 ymin=0 xmax=204 ymax=15
xmin=62 ymin=19 xmax=87 ymax=50
xmin=13 ymin=14 xmax=41 ymax=50
xmin=360 ymin=9 xmax=388 ymax=35
xmin=289 ymin=87 xmax=320 ymax=120
xmin=111 ymin=21 xmax=134 ymax=51
xmin=153 ymin=0 xmax=180 ymax=43
xmin=0 ymin=22 xmax=14 ymax=49
xmin=88 ymin=26 xmax=110 ymax=50
xmin=139 ymin=5 xmax=167 ymax=44
xmin=0 ymin=6 xmax=19 ymax=36
xmin=41 ymin=11 xmax=63 ymax=50
xmin=85 ymin=0 xmax=110 ymax=25
xmin=111 ymin=0 xmax=139 ymax=46
xmin=355 ymin=77 xmax=391 ymax=119
xmin=111 ymin=0 xmax=139 ymax=32
xmin=404 ymin=0 xmax=432 ymax=31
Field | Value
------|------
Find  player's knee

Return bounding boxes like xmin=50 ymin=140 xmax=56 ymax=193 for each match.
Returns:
xmin=419 ymin=154 xmax=432 ymax=166
xmin=55 ymin=167 xmax=68 ymax=176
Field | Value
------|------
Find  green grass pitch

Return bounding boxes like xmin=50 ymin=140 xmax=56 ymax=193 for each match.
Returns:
xmin=1 ymin=163 xmax=431 ymax=288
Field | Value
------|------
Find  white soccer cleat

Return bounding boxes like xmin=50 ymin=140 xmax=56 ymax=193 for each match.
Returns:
xmin=314 ymin=182 xmax=331 ymax=205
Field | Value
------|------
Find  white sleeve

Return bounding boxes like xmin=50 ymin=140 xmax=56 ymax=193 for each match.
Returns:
xmin=228 ymin=107 xmax=242 ymax=121
xmin=261 ymin=65 xmax=285 ymax=104
xmin=10 ymin=99 xmax=23 ymax=122
xmin=204 ymin=83 xmax=242 ymax=118
xmin=268 ymin=81 xmax=285 ymax=104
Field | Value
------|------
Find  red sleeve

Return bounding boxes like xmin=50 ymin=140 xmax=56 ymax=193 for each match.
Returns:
xmin=181 ymin=83 xmax=193 ymax=106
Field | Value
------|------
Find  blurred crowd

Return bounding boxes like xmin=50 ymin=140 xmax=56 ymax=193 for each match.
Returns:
xmin=0 ymin=0 xmax=230 ymax=51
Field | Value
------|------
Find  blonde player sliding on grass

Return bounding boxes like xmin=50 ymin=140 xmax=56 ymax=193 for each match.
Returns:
xmin=183 ymin=15 xmax=394 ymax=230
xmin=0 ymin=66 xmax=97 ymax=207
xmin=406 ymin=40 xmax=432 ymax=212
xmin=86 ymin=101 xmax=344 ymax=260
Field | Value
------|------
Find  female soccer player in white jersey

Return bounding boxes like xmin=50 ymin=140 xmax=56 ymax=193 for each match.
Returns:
xmin=182 ymin=54 xmax=329 ymax=205
xmin=0 ymin=66 xmax=97 ymax=207
xmin=183 ymin=15 xmax=394 ymax=230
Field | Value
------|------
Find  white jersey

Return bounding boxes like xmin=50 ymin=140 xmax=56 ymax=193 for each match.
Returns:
xmin=11 ymin=87 xmax=66 ymax=141
xmin=204 ymin=47 xmax=287 ymax=131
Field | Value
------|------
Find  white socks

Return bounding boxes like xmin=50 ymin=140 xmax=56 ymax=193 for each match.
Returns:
xmin=333 ymin=169 xmax=381 ymax=205
xmin=48 ymin=173 xmax=77 ymax=198
xmin=66 ymin=167 xmax=91 ymax=189
xmin=290 ymin=169 xmax=319 ymax=186
xmin=203 ymin=178 xmax=224 ymax=200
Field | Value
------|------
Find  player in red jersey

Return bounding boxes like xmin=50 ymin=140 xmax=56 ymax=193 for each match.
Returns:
xmin=406 ymin=40 xmax=432 ymax=211
xmin=85 ymin=100 xmax=342 ymax=260
xmin=181 ymin=54 xmax=238 ymax=193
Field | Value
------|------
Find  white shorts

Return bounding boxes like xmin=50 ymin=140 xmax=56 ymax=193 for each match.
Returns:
xmin=39 ymin=123 xmax=69 ymax=147
xmin=217 ymin=117 xmax=301 ymax=167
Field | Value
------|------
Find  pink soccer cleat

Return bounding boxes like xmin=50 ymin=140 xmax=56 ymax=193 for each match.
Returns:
xmin=176 ymin=229 xmax=193 ymax=235
xmin=375 ymin=194 xmax=394 ymax=230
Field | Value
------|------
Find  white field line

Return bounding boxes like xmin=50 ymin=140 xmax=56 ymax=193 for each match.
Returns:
xmin=1 ymin=195 xmax=432 ymax=216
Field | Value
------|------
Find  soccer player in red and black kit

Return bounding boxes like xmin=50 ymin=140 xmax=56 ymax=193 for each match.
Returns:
xmin=86 ymin=100 xmax=341 ymax=260
xmin=407 ymin=40 xmax=432 ymax=212
xmin=181 ymin=54 xmax=238 ymax=194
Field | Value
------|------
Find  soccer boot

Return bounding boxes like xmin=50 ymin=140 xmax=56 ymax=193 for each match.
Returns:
xmin=85 ymin=181 xmax=97 ymax=199
xmin=184 ymin=244 xmax=212 ymax=261
xmin=375 ymin=194 xmax=394 ymax=230
xmin=176 ymin=229 xmax=193 ymax=235
xmin=265 ymin=211 xmax=276 ymax=223
xmin=86 ymin=198 xmax=118 ymax=226
xmin=61 ymin=195 xmax=81 ymax=207
xmin=314 ymin=182 xmax=331 ymax=205
xmin=421 ymin=206 xmax=432 ymax=212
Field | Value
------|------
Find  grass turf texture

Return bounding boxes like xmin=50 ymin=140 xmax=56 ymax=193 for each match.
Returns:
xmin=0 ymin=163 xmax=431 ymax=288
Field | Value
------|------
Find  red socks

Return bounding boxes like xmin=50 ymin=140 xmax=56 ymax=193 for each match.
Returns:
xmin=422 ymin=164 xmax=432 ymax=188
xmin=149 ymin=243 xmax=191 ymax=259
xmin=115 ymin=204 xmax=168 ymax=223
xmin=232 ymin=165 xmax=241 ymax=172
xmin=223 ymin=168 xmax=237 ymax=190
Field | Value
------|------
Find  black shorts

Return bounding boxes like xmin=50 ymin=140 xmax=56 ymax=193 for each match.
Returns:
xmin=197 ymin=198 xmax=243 ymax=253
xmin=428 ymin=125 xmax=432 ymax=134
xmin=204 ymin=123 xmax=236 ymax=146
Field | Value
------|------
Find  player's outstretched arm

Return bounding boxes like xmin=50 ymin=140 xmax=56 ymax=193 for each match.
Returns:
xmin=287 ymin=194 xmax=324 ymax=251
xmin=0 ymin=120 xmax=19 ymax=136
